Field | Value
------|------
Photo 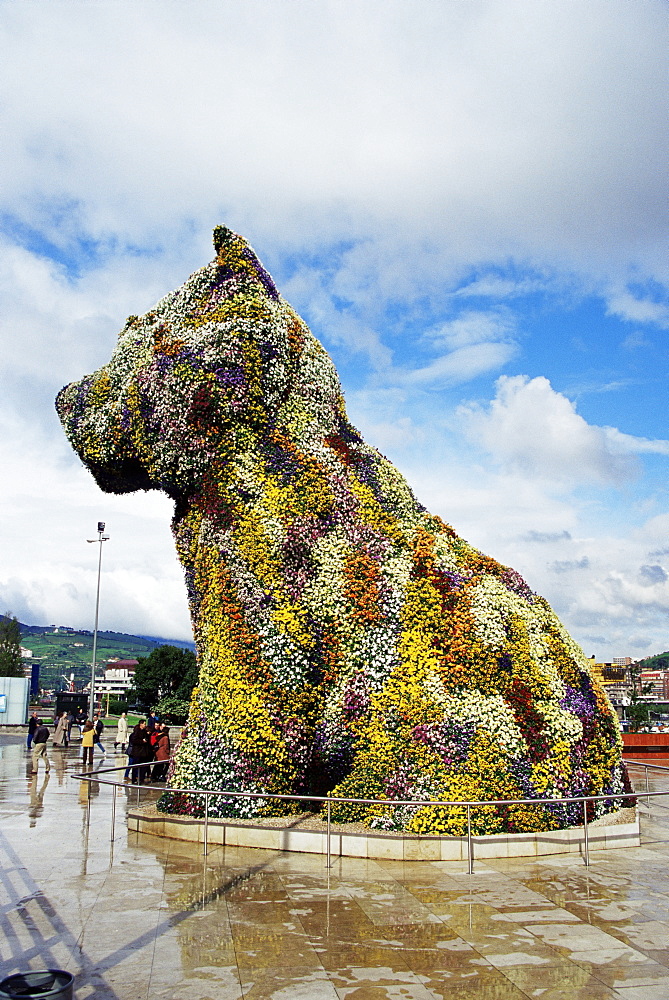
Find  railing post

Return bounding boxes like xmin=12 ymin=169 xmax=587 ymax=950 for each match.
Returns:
xmin=204 ymin=793 xmax=209 ymax=857
xmin=86 ymin=778 xmax=91 ymax=827
xmin=466 ymin=804 xmax=473 ymax=875
xmin=645 ymin=765 xmax=651 ymax=806
xmin=110 ymin=785 xmax=116 ymax=843
xmin=326 ymin=799 xmax=332 ymax=869
xmin=582 ymin=798 xmax=590 ymax=867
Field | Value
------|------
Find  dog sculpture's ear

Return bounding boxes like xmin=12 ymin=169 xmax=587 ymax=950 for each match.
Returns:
xmin=56 ymin=226 xmax=305 ymax=498
xmin=213 ymin=225 xmax=233 ymax=254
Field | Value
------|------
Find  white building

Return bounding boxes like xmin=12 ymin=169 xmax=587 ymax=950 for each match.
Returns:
xmin=97 ymin=659 xmax=138 ymax=701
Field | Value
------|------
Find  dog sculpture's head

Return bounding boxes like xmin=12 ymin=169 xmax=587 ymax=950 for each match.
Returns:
xmin=56 ymin=227 xmax=319 ymax=497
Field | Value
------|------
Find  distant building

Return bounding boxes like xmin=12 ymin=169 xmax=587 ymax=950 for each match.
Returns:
xmin=640 ymin=669 xmax=669 ymax=701
xmin=20 ymin=647 xmax=32 ymax=658
xmin=97 ymin=659 xmax=138 ymax=701
xmin=588 ymin=656 xmax=631 ymax=704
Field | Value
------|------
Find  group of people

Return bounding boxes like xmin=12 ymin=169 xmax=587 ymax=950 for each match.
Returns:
xmin=26 ymin=708 xmax=172 ymax=785
xmin=124 ymin=716 xmax=171 ymax=784
xmin=27 ymin=709 xmax=90 ymax=751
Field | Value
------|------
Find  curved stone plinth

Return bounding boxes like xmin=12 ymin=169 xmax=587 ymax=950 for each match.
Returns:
xmin=127 ymin=806 xmax=639 ymax=861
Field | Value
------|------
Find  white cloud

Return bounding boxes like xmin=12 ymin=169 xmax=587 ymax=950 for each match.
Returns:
xmin=0 ymin=234 xmax=195 ymax=406
xmin=0 ymin=0 xmax=667 ymax=663
xmin=404 ymin=342 xmax=517 ymax=387
xmin=453 ymin=276 xmax=546 ymax=299
xmin=281 ymin=263 xmax=392 ymax=368
xmin=427 ymin=310 xmax=515 ymax=350
xmin=458 ymin=375 xmax=669 ymax=485
xmin=603 ymin=427 xmax=669 ymax=457
xmin=0 ymin=408 xmax=191 ymax=640
xmin=607 ymin=290 xmax=669 ymax=328
xmin=0 ymin=0 xmax=665 ymax=284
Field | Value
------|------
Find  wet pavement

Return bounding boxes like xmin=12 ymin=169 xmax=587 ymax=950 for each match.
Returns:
xmin=1 ymin=732 xmax=669 ymax=999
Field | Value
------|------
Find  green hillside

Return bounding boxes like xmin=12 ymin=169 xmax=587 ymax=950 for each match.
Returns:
xmin=640 ymin=651 xmax=669 ymax=671
xmin=7 ymin=617 xmax=194 ymax=692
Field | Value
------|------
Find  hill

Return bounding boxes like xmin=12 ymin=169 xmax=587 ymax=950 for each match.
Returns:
xmin=640 ymin=651 xmax=669 ymax=671
xmin=2 ymin=615 xmax=194 ymax=691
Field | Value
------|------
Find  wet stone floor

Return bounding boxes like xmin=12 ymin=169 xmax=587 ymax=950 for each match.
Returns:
xmin=1 ymin=735 xmax=669 ymax=999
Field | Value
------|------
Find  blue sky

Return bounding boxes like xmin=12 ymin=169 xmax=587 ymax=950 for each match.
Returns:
xmin=0 ymin=0 xmax=667 ymax=659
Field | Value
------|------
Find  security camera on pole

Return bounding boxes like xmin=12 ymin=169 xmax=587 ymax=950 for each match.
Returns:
xmin=87 ymin=522 xmax=109 ymax=721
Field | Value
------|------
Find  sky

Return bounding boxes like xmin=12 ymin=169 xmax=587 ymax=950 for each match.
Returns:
xmin=0 ymin=0 xmax=667 ymax=660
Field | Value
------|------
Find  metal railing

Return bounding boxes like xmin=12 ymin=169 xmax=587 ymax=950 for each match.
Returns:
xmin=626 ymin=757 xmax=669 ymax=798
xmin=72 ymin=756 xmax=669 ymax=874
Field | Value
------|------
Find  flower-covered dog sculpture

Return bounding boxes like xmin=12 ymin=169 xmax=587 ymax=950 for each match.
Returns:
xmin=57 ymin=227 xmax=626 ymax=834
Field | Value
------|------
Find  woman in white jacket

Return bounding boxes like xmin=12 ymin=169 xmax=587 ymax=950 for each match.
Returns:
xmin=115 ymin=712 xmax=129 ymax=753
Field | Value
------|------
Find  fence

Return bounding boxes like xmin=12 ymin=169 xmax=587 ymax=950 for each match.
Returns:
xmin=72 ymin=758 xmax=669 ymax=875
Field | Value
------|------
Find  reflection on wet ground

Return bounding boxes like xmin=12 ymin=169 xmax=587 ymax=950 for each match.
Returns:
xmin=1 ymin=733 xmax=669 ymax=998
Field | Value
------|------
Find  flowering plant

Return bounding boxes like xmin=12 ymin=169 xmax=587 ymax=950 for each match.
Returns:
xmin=56 ymin=227 xmax=626 ymax=834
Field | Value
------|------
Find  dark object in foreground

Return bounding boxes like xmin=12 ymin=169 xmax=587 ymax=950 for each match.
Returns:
xmin=0 ymin=970 xmax=74 ymax=999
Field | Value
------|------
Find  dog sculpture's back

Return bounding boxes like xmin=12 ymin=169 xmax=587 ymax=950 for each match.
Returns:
xmin=56 ymin=226 xmax=625 ymax=834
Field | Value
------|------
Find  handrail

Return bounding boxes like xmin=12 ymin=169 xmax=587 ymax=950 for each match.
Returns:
xmin=623 ymin=758 xmax=669 ymax=771
xmin=71 ymin=757 xmax=669 ymax=874
xmin=622 ymin=756 xmax=669 ymax=806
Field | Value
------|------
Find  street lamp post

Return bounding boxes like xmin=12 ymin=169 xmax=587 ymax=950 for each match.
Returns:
xmin=87 ymin=522 xmax=109 ymax=720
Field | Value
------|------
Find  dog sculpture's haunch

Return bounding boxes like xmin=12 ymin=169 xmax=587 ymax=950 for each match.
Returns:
xmin=57 ymin=227 xmax=626 ymax=834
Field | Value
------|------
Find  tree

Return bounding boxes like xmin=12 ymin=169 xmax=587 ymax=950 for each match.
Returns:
xmin=0 ymin=613 xmax=24 ymax=677
xmin=155 ymin=694 xmax=191 ymax=725
xmin=130 ymin=645 xmax=198 ymax=710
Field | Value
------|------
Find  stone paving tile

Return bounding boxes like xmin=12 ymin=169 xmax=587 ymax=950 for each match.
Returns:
xmin=1 ymin=736 xmax=669 ymax=1000
xmin=325 ymin=964 xmax=437 ymax=999
xmin=416 ymin=972 xmax=533 ymax=999
xmin=521 ymin=989 xmax=621 ymax=999
xmin=588 ymin=961 xmax=669 ymax=988
xmin=239 ymin=967 xmax=341 ymax=998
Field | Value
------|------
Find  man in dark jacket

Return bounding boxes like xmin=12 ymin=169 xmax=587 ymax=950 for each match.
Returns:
xmin=26 ymin=711 xmax=39 ymax=750
xmin=128 ymin=720 xmax=153 ymax=784
xmin=93 ymin=713 xmax=106 ymax=758
xmin=31 ymin=720 xmax=51 ymax=775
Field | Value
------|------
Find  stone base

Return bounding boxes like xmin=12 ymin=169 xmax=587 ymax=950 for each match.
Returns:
xmin=127 ymin=806 xmax=640 ymax=860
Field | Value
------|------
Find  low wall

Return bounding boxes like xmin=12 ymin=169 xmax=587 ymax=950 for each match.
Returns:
xmin=623 ymin=733 xmax=669 ymax=763
xmin=127 ymin=806 xmax=639 ymax=860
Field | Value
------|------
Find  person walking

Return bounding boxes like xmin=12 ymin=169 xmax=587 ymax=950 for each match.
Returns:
xmin=81 ymin=721 xmax=95 ymax=766
xmin=75 ymin=708 xmax=86 ymax=739
xmin=128 ymin=720 xmax=152 ymax=784
xmin=26 ymin=711 xmax=39 ymax=750
xmin=53 ymin=712 xmax=69 ymax=749
xmin=92 ymin=713 xmax=106 ymax=758
xmin=31 ymin=720 xmax=51 ymax=775
xmin=115 ymin=712 xmax=129 ymax=753
xmin=152 ymin=723 xmax=171 ymax=781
